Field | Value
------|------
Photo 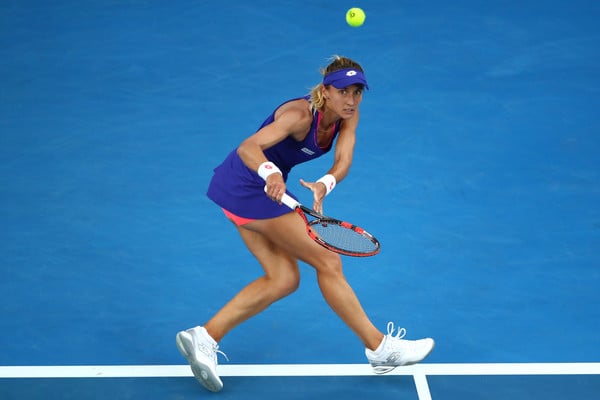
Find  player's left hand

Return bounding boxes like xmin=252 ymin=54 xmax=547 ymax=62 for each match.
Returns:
xmin=299 ymin=178 xmax=326 ymax=214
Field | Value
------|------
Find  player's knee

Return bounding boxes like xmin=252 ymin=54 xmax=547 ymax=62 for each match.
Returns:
xmin=314 ymin=254 xmax=343 ymax=277
xmin=270 ymin=271 xmax=300 ymax=298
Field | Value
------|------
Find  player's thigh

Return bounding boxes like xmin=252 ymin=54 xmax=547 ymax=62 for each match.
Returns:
xmin=236 ymin=223 xmax=300 ymax=280
xmin=245 ymin=212 xmax=340 ymax=269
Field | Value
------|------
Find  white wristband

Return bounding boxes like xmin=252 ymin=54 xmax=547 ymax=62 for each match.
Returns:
xmin=316 ymin=174 xmax=336 ymax=196
xmin=257 ymin=161 xmax=282 ymax=181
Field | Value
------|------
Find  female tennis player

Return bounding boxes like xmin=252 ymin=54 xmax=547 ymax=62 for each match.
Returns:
xmin=176 ymin=55 xmax=434 ymax=392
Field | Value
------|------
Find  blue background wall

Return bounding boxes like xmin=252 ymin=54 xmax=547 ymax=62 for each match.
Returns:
xmin=1 ymin=1 xmax=598 ymax=398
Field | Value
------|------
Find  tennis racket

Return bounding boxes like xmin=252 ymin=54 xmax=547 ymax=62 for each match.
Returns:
xmin=278 ymin=191 xmax=380 ymax=257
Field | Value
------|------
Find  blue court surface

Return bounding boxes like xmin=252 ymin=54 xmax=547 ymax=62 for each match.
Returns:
xmin=1 ymin=1 xmax=599 ymax=399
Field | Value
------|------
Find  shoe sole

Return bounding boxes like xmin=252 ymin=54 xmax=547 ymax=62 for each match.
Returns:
xmin=176 ymin=332 xmax=223 ymax=392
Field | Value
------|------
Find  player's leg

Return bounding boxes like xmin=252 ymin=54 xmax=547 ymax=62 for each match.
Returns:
xmin=177 ymin=222 xmax=300 ymax=392
xmin=204 ymin=224 xmax=300 ymax=342
xmin=250 ymin=213 xmax=435 ymax=372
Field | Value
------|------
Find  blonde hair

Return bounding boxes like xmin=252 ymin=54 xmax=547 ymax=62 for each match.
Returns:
xmin=309 ymin=55 xmax=365 ymax=112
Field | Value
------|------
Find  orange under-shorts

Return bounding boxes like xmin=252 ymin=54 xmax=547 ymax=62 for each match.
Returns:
xmin=222 ymin=208 xmax=256 ymax=226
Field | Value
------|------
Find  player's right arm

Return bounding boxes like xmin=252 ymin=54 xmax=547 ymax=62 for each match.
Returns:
xmin=236 ymin=102 xmax=312 ymax=200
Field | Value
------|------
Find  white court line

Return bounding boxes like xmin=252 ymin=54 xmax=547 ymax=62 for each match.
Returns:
xmin=2 ymin=364 xmax=598 ymax=400
xmin=413 ymin=373 xmax=432 ymax=400
xmin=1 ymin=363 xmax=599 ymax=378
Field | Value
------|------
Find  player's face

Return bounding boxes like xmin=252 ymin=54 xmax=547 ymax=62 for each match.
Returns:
xmin=324 ymin=85 xmax=363 ymax=119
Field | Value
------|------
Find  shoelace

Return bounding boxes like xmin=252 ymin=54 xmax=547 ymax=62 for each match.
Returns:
xmin=215 ymin=345 xmax=229 ymax=362
xmin=386 ymin=321 xmax=407 ymax=340
xmin=197 ymin=340 xmax=229 ymax=363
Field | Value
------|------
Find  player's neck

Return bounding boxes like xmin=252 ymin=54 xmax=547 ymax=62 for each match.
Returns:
xmin=318 ymin=109 xmax=339 ymax=130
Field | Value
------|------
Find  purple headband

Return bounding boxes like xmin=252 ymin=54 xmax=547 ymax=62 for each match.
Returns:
xmin=323 ymin=68 xmax=369 ymax=90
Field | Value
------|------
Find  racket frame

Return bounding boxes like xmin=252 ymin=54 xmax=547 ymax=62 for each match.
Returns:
xmin=280 ymin=192 xmax=380 ymax=257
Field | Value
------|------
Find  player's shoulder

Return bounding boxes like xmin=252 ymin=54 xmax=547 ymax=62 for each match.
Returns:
xmin=274 ymin=97 xmax=312 ymax=123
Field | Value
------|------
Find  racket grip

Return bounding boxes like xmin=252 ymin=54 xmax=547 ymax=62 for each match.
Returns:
xmin=280 ymin=192 xmax=299 ymax=209
xmin=264 ymin=186 xmax=299 ymax=209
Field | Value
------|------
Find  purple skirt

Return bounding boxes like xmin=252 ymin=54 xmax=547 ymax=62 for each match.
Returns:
xmin=206 ymin=150 xmax=296 ymax=219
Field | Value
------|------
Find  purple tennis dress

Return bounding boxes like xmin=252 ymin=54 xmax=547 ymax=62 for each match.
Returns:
xmin=207 ymin=96 xmax=341 ymax=219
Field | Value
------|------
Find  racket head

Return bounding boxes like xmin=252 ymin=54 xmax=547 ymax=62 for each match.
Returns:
xmin=275 ymin=191 xmax=381 ymax=257
xmin=306 ymin=217 xmax=380 ymax=257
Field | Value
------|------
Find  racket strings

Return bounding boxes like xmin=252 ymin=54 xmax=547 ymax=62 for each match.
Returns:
xmin=310 ymin=221 xmax=378 ymax=254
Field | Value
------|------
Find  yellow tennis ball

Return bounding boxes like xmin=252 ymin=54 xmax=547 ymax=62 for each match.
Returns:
xmin=346 ymin=8 xmax=366 ymax=27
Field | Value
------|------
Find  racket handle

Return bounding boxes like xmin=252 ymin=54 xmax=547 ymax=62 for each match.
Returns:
xmin=264 ymin=186 xmax=299 ymax=209
xmin=280 ymin=192 xmax=299 ymax=209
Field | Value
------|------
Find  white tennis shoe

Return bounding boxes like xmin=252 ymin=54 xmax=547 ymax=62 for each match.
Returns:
xmin=365 ymin=322 xmax=435 ymax=374
xmin=176 ymin=326 xmax=227 ymax=392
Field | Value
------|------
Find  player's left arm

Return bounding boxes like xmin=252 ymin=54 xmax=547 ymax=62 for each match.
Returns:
xmin=300 ymin=110 xmax=358 ymax=211
xmin=327 ymin=111 xmax=358 ymax=183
